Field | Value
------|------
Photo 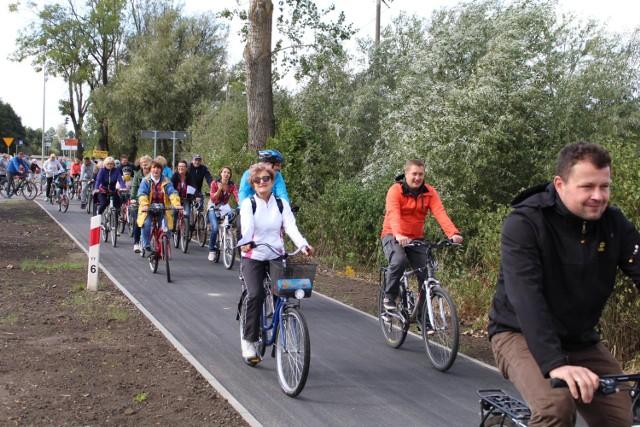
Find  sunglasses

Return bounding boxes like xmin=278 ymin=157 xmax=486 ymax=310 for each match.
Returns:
xmin=252 ymin=175 xmax=272 ymax=184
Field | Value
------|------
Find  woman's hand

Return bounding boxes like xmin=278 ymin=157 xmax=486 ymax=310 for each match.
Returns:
xmin=240 ymin=244 xmax=252 ymax=253
xmin=302 ymin=245 xmax=314 ymax=256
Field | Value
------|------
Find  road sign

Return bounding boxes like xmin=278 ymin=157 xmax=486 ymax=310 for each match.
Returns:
xmin=62 ymin=138 xmax=79 ymax=151
xmin=3 ymin=137 xmax=14 ymax=147
xmin=140 ymin=130 xmax=188 ymax=140
xmin=92 ymin=150 xmax=108 ymax=158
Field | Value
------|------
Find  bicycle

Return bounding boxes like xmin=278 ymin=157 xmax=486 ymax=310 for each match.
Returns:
xmin=209 ymin=208 xmax=238 ymax=269
xmin=117 ymin=193 xmax=132 ymax=236
xmin=0 ymin=173 xmax=38 ymax=200
xmin=53 ymin=175 xmax=70 ymax=213
xmin=236 ymin=242 xmax=315 ymax=397
xmin=477 ymin=374 xmax=640 ymax=426
xmin=99 ymin=190 xmax=122 ymax=247
xmin=192 ymin=196 xmax=207 ymax=247
xmin=377 ymin=238 xmax=461 ymax=372
xmin=141 ymin=203 xmax=175 ymax=283
xmin=172 ymin=200 xmax=191 ymax=253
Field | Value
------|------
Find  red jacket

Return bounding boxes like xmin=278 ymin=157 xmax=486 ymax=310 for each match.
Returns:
xmin=381 ymin=177 xmax=459 ymax=240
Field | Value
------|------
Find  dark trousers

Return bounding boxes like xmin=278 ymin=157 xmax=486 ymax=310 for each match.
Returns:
xmin=97 ymin=192 xmax=122 ymax=215
xmin=45 ymin=176 xmax=54 ymax=198
xmin=239 ymin=257 xmax=270 ymax=342
xmin=381 ymin=234 xmax=428 ymax=297
xmin=491 ymin=331 xmax=632 ymax=426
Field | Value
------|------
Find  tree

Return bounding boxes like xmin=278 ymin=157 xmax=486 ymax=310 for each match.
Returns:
xmin=0 ymin=100 xmax=26 ymax=154
xmin=11 ymin=0 xmax=127 ymax=155
xmin=223 ymin=0 xmax=355 ymax=151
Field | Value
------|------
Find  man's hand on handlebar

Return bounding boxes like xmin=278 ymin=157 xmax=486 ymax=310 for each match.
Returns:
xmin=549 ymin=365 xmax=599 ymax=403
xmin=450 ymin=234 xmax=463 ymax=244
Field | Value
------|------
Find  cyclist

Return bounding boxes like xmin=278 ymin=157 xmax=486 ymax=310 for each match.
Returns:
xmin=69 ymin=158 xmax=82 ymax=187
xmin=130 ymin=155 xmax=152 ymax=253
xmin=488 ymin=142 xmax=640 ymax=426
xmin=137 ymin=161 xmax=183 ymax=257
xmin=5 ymin=152 xmax=31 ymax=197
xmin=118 ymin=154 xmax=134 ymax=177
xmin=0 ymin=153 xmax=8 ymax=181
xmin=238 ymin=149 xmax=289 ymax=204
xmin=93 ymin=156 xmax=126 ymax=215
xmin=380 ymin=159 xmax=463 ymax=310
xmin=79 ymin=157 xmax=93 ymax=210
xmin=188 ymin=154 xmax=214 ymax=208
xmin=237 ymin=163 xmax=313 ymax=361
xmin=207 ymin=166 xmax=239 ymax=261
xmin=170 ymin=159 xmax=196 ymax=229
xmin=42 ymin=153 xmax=65 ymax=202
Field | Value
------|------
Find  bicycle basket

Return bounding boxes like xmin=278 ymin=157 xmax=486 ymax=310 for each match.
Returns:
xmin=269 ymin=261 xmax=317 ymax=298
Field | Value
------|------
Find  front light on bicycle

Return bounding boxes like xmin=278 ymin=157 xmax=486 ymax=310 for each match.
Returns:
xmin=294 ymin=289 xmax=305 ymax=300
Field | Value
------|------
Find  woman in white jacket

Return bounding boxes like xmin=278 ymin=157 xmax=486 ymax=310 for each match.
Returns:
xmin=237 ymin=162 xmax=314 ymax=361
xmin=42 ymin=153 xmax=65 ymax=201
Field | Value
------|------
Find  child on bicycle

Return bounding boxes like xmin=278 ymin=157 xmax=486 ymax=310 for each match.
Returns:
xmin=237 ymin=163 xmax=313 ymax=361
xmin=207 ymin=166 xmax=239 ymax=261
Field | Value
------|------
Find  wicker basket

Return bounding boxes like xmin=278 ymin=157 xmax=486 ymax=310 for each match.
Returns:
xmin=269 ymin=260 xmax=317 ymax=298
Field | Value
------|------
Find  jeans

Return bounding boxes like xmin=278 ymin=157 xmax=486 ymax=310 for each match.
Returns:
xmin=141 ymin=211 xmax=171 ymax=249
xmin=80 ymin=181 xmax=90 ymax=204
xmin=5 ymin=171 xmax=16 ymax=196
xmin=491 ymin=332 xmax=632 ymax=426
xmin=207 ymin=208 xmax=220 ymax=251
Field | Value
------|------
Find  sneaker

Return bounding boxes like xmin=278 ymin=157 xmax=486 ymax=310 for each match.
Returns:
xmin=208 ymin=251 xmax=215 ymax=261
xmin=133 ymin=244 xmax=141 ymax=253
xmin=80 ymin=203 xmax=86 ymax=209
xmin=241 ymin=339 xmax=257 ymax=359
xmin=383 ymin=296 xmax=396 ymax=310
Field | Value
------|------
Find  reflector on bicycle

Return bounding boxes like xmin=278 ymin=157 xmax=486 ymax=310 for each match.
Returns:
xmin=269 ymin=261 xmax=316 ymax=298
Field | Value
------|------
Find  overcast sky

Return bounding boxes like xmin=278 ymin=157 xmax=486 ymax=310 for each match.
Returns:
xmin=1 ymin=0 xmax=638 ymax=131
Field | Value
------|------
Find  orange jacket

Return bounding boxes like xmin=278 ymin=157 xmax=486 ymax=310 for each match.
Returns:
xmin=381 ymin=178 xmax=459 ymax=240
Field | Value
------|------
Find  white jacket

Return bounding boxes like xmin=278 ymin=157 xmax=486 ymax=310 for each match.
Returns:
xmin=43 ymin=159 xmax=64 ymax=177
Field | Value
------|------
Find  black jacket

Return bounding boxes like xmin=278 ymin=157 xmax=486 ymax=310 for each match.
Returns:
xmin=488 ymin=183 xmax=640 ymax=377
xmin=188 ymin=164 xmax=213 ymax=193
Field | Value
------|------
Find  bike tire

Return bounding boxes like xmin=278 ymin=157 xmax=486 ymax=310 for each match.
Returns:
xmin=212 ymin=233 xmax=221 ymax=263
xmin=127 ymin=206 xmax=135 ymax=236
xmin=57 ymin=193 xmax=62 ymax=211
xmin=223 ymin=225 xmax=235 ymax=269
xmin=0 ymin=179 xmax=7 ymax=198
xmin=378 ymin=287 xmax=408 ymax=348
xmin=197 ymin=213 xmax=207 ymax=247
xmin=422 ymin=286 xmax=459 ymax=372
xmin=482 ymin=415 xmax=518 ymax=427
xmin=149 ymin=237 xmax=158 ymax=273
xmin=118 ymin=210 xmax=126 ymax=234
xmin=163 ymin=235 xmax=171 ymax=282
xmin=238 ymin=293 xmax=260 ymax=367
xmin=276 ymin=306 xmax=311 ymax=397
xmin=110 ymin=210 xmax=118 ymax=247
xmin=22 ymin=182 xmax=37 ymax=200
xmin=61 ymin=195 xmax=69 ymax=213
xmin=180 ymin=217 xmax=189 ymax=253
xmin=69 ymin=186 xmax=75 ymax=200
xmin=101 ymin=212 xmax=109 ymax=242
xmin=173 ymin=225 xmax=180 ymax=248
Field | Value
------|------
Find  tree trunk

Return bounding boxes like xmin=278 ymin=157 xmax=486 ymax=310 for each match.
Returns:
xmin=244 ymin=0 xmax=275 ymax=153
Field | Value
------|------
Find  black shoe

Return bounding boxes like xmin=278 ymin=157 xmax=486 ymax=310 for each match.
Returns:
xmin=383 ymin=296 xmax=396 ymax=310
xmin=80 ymin=204 xmax=86 ymax=209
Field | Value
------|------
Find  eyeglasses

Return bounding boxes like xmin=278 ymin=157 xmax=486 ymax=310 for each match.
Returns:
xmin=252 ymin=175 xmax=272 ymax=184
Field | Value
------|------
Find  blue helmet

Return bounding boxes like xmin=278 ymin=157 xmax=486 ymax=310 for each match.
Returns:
xmin=258 ymin=149 xmax=285 ymax=164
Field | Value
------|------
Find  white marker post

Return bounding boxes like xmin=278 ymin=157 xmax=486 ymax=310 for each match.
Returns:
xmin=87 ymin=215 xmax=101 ymax=291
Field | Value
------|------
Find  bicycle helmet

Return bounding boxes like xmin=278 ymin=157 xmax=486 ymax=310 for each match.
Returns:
xmin=258 ymin=149 xmax=285 ymax=164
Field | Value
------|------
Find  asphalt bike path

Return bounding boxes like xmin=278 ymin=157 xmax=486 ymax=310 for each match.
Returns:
xmin=35 ymin=197 xmax=520 ymax=426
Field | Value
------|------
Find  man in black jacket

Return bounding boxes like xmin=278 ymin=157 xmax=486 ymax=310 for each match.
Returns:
xmin=489 ymin=141 xmax=640 ymax=426
xmin=188 ymin=154 xmax=213 ymax=209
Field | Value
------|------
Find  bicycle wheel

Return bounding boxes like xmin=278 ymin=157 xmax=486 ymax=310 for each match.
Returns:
xmin=223 ymin=226 xmax=235 ymax=269
xmin=68 ymin=185 xmax=75 ymax=200
xmin=0 ymin=179 xmax=7 ymax=198
xmin=49 ymin=185 xmax=56 ymax=204
xmin=378 ymin=287 xmax=408 ymax=348
xmin=197 ymin=213 xmax=207 ymax=247
xmin=127 ymin=206 xmax=135 ymax=236
xmin=276 ymin=306 xmax=311 ymax=397
xmin=482 ymin=415 xmax=518 ymax=427
xmin=180 ymin=217 xmax=189 ymax=253
xmin=118 ymin=209 xmax=126 ymax=234
xmin=163 ymin=235 xmax=171 ymax=282
xmin=212 ymin=232 xmax=221 ymax=263
xmin=148 ymin=235 xmax=158 ymax=273
xmin=61 ymin=194 xmax=69 ymax=213
xmin=101 ymin=212 xmax=109 ymax=242
xmin=57 ymin=192 xmax=62 ymax=211
xmin=172 ymin=223 xmax=181 ymax=248
xmin=422 ymin=286 xmax=459 ymax=372
xmin=110 ymin=210 xmax=118 ymax=247
xmin=21 ymin=181 xmax=37 ymax=200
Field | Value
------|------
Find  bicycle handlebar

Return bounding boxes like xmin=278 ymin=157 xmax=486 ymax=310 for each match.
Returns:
xmin=238 ymin=241 xmax=306 ymax=258
xmin=550 ymin=374 xmax=640 ymax=396
xmin=406 ymin=238 xmax=462 ymax=249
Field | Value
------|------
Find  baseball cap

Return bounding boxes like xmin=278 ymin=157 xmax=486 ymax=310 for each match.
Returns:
xmin=193 ymin=154 xmax=202 ymax=160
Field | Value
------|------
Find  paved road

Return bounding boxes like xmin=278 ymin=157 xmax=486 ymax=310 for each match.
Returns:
xmin=33 ymin=195 xmax=521 ymax=426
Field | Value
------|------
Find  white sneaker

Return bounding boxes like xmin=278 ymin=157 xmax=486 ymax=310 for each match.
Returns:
xmin=241 ymin=339 xmax=257 ymax=359
xmin=208 ymin=251 xmax=215 ymax=261
xmin=133 ymin=244 xmax=141 ymax=253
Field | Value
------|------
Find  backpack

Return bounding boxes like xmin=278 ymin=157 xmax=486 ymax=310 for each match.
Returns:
xmin=250 ymin=195 xmax=283 ymax=215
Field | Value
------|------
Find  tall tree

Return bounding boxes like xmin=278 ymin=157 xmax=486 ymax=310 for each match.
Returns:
xmin=0 ymin=100 xmax=26 ymax=154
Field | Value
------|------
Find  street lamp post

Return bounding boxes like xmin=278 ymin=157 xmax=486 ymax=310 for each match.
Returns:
xmin=41 ymin=69 xmax=46 ymax=162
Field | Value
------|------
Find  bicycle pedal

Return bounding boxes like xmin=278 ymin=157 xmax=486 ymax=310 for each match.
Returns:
xmin=245 ymin=356 xmax=261 ymax=364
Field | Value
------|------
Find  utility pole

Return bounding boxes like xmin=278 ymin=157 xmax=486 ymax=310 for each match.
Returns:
xmin=375 ymin=0 xmax=381 ymax=45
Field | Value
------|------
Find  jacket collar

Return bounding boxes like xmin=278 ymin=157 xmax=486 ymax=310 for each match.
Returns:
xmin=395 ymin=173 xmax=429 ymax=197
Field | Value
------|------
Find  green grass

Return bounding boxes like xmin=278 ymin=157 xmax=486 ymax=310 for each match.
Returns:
xmin=21 ymin=259 xmax=85 ymax=272
xmin=0 ymin=314 xmax=18 ymax=325
xmin=133 ymin=391 xmax=148 ymax=403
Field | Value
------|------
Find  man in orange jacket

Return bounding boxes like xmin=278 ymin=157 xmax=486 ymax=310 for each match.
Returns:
xmin=380 ymin=159 xmax=463 ymax=309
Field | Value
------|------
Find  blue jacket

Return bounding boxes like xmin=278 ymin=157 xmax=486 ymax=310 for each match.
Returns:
xmin=238 ymin=169 xmax=289 ymax=204
xmin=94 ymin=167 xmax=126 ymax=192
xmin=7 ymin=156 xmax=30 ymax=174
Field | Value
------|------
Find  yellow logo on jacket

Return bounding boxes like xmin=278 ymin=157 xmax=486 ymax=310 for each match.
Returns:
xmin=598 ymin=242 xmax=605 ymax=252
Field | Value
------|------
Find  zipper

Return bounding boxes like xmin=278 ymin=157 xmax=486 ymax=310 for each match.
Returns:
xmin=580 ymin=221 xmax=586 ymax=244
